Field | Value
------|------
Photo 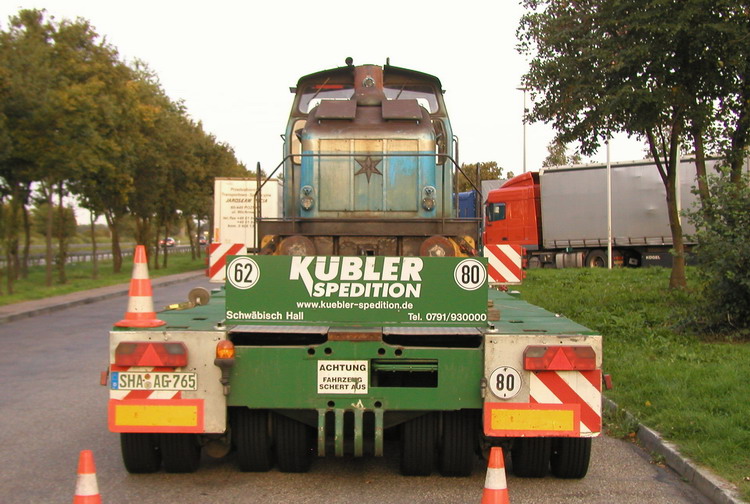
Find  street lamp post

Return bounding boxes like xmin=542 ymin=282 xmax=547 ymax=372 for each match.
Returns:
xmin=516 ymin=86 xmax=528 ymax=173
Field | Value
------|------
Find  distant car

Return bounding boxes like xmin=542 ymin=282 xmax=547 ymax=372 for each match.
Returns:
xmin=159 ymin=237 xmax=176 ymax=247
xmin=198 ymin=236 xmax=207 ymax=246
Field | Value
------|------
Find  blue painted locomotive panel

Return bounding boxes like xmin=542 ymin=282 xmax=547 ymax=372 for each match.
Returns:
xmin=299 ymin=149 xmax=437 ymax=217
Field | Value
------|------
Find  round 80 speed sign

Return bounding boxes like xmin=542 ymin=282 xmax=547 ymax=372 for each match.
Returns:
xmin=489 ymin=366 xmax=522 ymax=399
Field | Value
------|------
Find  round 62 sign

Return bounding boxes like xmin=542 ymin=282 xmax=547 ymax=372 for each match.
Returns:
xmin=227 ymin=256 xmax=260 ymax=290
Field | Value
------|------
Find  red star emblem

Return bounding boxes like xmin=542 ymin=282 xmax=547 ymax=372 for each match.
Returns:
xmin=354 ymin=156 xmax=383 ymax=182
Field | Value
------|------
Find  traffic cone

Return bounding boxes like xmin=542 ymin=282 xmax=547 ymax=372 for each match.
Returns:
xmin=115 ymin=245 xmax=166 ymax=328
xmin=73 ymin=450 xmax=102 ymax=504
xmin=481 ymin=447 xmax=510 ymax=504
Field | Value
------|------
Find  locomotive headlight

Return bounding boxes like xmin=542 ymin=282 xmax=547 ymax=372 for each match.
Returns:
xmin=300 ymin=185 xmax=315 ymax=210
xmin=422 ymin=186 xmax=436 ymax=211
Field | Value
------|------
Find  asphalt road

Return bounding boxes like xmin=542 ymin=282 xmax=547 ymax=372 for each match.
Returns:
xmin=0 ymin=277 xmax=714 ymax=503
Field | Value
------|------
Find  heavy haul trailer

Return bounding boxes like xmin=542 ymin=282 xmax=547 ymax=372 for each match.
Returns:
xmin=107 ymin=60 xmax=603 ymax=478
xmin=108 ymin=266 xmax=603 ymax=477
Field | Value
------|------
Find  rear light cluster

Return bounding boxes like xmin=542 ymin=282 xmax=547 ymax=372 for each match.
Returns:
xmin=114 ymin=342 xmax=187 ymax=367
xmin=523 ymin=345 xmax=596 ymax=371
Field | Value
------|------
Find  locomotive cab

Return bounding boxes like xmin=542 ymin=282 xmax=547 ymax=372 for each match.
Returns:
xmin=258 ymin=59 xmax=479 ymax=257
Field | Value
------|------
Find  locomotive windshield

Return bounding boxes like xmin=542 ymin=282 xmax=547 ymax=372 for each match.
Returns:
xmin=298 ymin=82 xmax=439 ymax=114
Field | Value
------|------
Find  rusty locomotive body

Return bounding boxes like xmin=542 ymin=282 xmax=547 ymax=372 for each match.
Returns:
xmin=257 ymin=59 xmax=479 ymax=257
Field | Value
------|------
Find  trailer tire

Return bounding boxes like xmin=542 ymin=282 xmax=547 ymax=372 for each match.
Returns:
xmin=401 ymin=413 xmax=437 ymax=476
xmin=511 ymin=437 xmax=550 ymax=477
xmin=274 ymin=413 xmax=313 ymax=473
xmin=120 ymin=433 xmax=161 ymax=473
xmin=160 ymin=434 xmax=201 ymax=473
xmin=233 ymin=408 xmax=273 ymax=472
xmin=551 ymin=437 xmax=591 ymax=478
xmin=585 ymin=250 xmax=607 ymax=268
xmin=439 ymin=410 xmax=476 ymax=476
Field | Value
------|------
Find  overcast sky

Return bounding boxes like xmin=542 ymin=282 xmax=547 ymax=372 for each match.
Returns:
xmin=3 ymin=1 xmax=647 ymax=181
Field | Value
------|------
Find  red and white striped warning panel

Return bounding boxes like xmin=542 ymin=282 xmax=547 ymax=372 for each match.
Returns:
xmin=208 ymin=243 xmax=245 ymax=283
xmin=484 ymin=370 xmax=602 ymax=437
xmin=483 ymin=244 xmax=523 ymax=285
xmin=531 ymin=370 xmax=602 ymax=435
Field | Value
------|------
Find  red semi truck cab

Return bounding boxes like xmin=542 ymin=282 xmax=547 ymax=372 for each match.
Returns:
xmin=483 ymin=172 xmax=542 ymax=250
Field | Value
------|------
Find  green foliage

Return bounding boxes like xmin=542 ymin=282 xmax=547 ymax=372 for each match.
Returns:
xmin=31 ymin=203 xmax=76 ymax=237
xmin=686 ymin=170 xmax=750 ymax=335
xmin=542 ymin=139 xmax=581 ymax=168
xmin=517 ymin=268 xmax=750 ymax=499
xmin=0 ymin=8 xmax=246 ymax=279
xmin=457 ymin=161 xmax=505 ymax=192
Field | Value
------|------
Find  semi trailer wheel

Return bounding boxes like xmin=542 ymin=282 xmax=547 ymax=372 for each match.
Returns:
xmin=233 ymin=408 xmax=273 ymax=472
xmin=120 ymin=433 xmax=161 ymax=473
xmin=274 ymin=413 xmax=313 ymax=473
xmin=160 ymin=433 xmax=201 ymax=473
xmin=439 ymin=410 xmax=477 ymax=476
xmin=511 ymin=437 xmax=550 ymax=477
xmin=551 ymin=437 xmax=591 ymax=478
xmin=400 ymin=413 xmax=437 ymax=476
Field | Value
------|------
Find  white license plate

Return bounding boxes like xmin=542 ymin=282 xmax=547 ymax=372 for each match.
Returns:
xmin=111 ymin=372 xmax=197 ymax=391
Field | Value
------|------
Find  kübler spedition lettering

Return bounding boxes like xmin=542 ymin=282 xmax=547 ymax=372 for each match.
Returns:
xmin=289 ymin=257 xmax=423 ymax=299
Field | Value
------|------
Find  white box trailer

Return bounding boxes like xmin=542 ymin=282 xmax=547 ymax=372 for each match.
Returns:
xmin=209 ymin=178 xmax=282 ymax=282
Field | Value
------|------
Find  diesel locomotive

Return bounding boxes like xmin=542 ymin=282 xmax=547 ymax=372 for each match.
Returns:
xmin=256 ymin=58 xmax=479 ymax=258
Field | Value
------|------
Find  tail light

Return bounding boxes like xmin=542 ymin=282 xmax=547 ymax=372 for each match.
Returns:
xmin=114 ymin=342 xmax=187 ymax=367
xmin=523 ymin=345 xmax=596 ymax=371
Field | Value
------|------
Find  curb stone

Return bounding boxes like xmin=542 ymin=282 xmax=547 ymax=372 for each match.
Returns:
xmin=603 ymin=398 xmax=746 ymax=504
xmin=0 ymin=271 xmax=206 ymax=324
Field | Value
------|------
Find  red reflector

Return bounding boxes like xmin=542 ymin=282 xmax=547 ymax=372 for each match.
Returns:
xmin=523 ymin=345 xmax=596 ymax=370
xmin=115 ymin=342 xmax=188 ymax=367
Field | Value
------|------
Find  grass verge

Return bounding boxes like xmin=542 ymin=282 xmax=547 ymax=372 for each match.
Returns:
xmin=0 ymin=250 xmax=206 ymax=306
xmin=516 ymin=267 xmax=750 ymax=500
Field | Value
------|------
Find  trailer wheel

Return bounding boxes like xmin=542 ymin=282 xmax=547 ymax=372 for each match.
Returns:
xmin=160 ymin=433 xmax=201 ymax=473
xmin=551 ymin=437 xmax=591 ymax=478
xmin=585 ymin=250 xmax=607 ymax=268
xmin=120 ymin=433 xmax=161 ymax=473
xmin=274 ymin=413 xmax=313 ymax=473
xmin=400 ymin=413 xmax=437 ymax=476
xmin=511 ymin=437 xmax=550 ymax=477
xmin=233 ymin=408 xmax=273 ymax=471
xmin=439 ymin=410 xmax=476 ymax=476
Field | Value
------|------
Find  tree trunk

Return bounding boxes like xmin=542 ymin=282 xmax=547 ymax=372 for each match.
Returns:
xmin=21 ymin=200 xmax=30 ymax=279
xmin=692 ymin=122 xmax=711 ymax=216
xmin=44 ymin=185 xmax=54 ymax=287
xmin=90 ymin=212 xmax=99 ymax=279
xmin=105 ymin=211 xmax=123 ymax=273
xmin=56 ymin=183 xmax=67 ymax=284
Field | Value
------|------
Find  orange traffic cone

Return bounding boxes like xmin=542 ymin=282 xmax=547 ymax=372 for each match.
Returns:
xmin=73 ymin=450 xmax=102 ymax=504
xmin=115 ymin=245 xmax=166 ymax=328
xmin=481 ymin=447 xmax=510 ymax=504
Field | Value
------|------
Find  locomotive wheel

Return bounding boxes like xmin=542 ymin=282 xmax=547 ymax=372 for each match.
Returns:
xmin=277 ymin=235 xmax=316 ymax=256
xmin=439 ymin=410 xmax=476 ymax=476
xmin=400 ymin=413 xmax=437 ymax=476
xmin=550 ymin=437 xmax=591 ymax=478
xmin=511 ymin=437 xmax=550 ymax=477
xmin=274 ymin=413 xmax=313 ymax=473
xmin=233 ymin=408 xmax=273 ymax=472
xmin=120 ymin=433 xmax=161 ymax=473
xmin=419 ymin=235 xmax=456 ymax=257
xmin=160 ymin=433 xmax=201 ymax=473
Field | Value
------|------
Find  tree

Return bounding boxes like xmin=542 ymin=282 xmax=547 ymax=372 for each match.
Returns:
xmin=457 ymin=161 xmax=505 ymax=192
xmin=686 ymin=169 xmax=750 ymax=336
xmin=542 ymin=139 xmax=581 ymax=168
xmin=518 ymin=0 xmax=733 ymax=288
